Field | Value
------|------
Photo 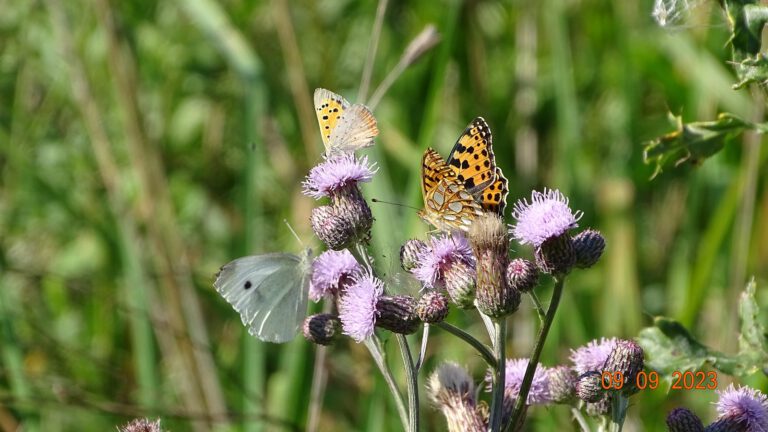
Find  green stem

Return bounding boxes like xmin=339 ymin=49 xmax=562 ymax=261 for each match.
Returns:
xmin=509 ymin=276 xmax=566 ymax=429
xmin=397 ymin=334 xmax=419 ymax=432
xmin=364 ymin=336 xmax=409 ymax=431
xmin=434 ymin=322 xmax=496 ymax=368
xmin=488 ymin=318 xmax=507 ymax=432
xmin=571 ymin=407 xmax=591 ymax=432
xmin=609 ymin=393 xmax=629 ymax=432
xmin=527 ymin=292 xmax=546 ymax=323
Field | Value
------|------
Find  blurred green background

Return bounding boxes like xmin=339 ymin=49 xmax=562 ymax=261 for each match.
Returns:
xmin=1 ymin=0 xmax=766 ymax=430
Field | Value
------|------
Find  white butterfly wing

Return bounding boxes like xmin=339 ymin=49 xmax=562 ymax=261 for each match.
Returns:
xmin=214 ymin=252 xmax=310 ymax=343
xmin=326 ymin=104 xmax=379 ymax=157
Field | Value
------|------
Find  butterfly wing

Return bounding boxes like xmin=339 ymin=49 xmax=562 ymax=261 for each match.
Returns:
xmin=314 ymin=88 xmax=350 ymax=150
xmin=479 ymin=167 xmax=509 ymax=215
xmin=420 ymin=148 xmax=483 ymax=232
xmin=447 ymin=117 xmax=497 ymax=194
xmin=326 ymin=104 xmax=379 ymax=156
xmin=214 ymin=251 xmax=311 ymax=343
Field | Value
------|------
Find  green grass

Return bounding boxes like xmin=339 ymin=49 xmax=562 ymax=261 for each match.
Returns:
xmin=0 ymin=0 xmax=766 ymax=430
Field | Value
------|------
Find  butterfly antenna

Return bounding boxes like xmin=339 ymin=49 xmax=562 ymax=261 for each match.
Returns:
xmin=371 ymin=198 xmax=419 ymax=212
xmin=283 ymin=219 xmax=306 ymax=248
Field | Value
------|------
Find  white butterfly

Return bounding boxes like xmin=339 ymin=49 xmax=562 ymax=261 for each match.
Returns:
xmin=214 ymin=250 xmax=312 ymax=343
xmin=314 ymin=88 xmax=379 ymax=157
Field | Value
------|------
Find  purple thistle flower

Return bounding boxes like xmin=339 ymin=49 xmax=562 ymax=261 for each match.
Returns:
xmin=715 ymin=384 xmax=768 ymax=432
xmin=486 ymin=358 xmax=551 ymax=405
xmin=412 ymin=234 xmax=475 ymax=288
xmin=302 ymin=154 xmax=377 ymax=199
xmin=570 ymin=337 xmax=619 ymax=375
xmin=338 ymin=273 xmax=383 ymax=342
xmin=510 ymin=188 xmax=582 ymax=247
xmin=309 ymin=250 xmax=361 ymax=302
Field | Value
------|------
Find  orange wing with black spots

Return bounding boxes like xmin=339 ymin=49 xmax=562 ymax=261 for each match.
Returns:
xmin=479 ymin=167 xmax=509 ymax=215
xmin=446 ymin=117 xmax=497 ymax=194
xmin=419 ymin=148 xmax=484 ymax=232
xmin=314 ymin=88 xmax=378 ymax=157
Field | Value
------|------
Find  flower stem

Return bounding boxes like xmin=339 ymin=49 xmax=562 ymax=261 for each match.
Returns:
xmin=509 ymin=276 xmax=566 ymax=430
xmin=527 ymin=291 xmax=546 ymax=323
xmin=488 ymin=318 xmax=507 ymax=432
xmin=571 ymin=406 xmax=591 ymax=432
xmin=609 ymin=393 xmax=629 ymax=432
xmin=414 ymin=324 xmax=430 ymax=371
xmin=434 ymin=322 xmax=496 ymax=368
xmin=396 ymin=334 xmax=420 ymax=432
xmin=363 ymin=336 xmax=409 ymax=431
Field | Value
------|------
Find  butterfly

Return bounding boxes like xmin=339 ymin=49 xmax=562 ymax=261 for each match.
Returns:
xmin=314 ymin=88 xmax=379 ymax=157
xmin=418 ymin=117 xmax=508 ymax=232
xmin=214 ymin=249 xmax=312 ymax=343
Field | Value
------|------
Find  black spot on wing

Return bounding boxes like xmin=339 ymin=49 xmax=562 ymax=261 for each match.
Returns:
xmin=244 ymin=281 xmax=252 ymax=289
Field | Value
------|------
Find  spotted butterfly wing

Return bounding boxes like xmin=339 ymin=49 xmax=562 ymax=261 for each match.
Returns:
xmin=314 ymin=88 xmax=378 ymax=157
xmin=446 ymin=117 xmax=497 ymax=194
xmin=214 ymin=250 xmax=311 ymax=343
xmin=419 ymin=148 xmax=484 ymax=232
xmin=479 ymin=167 xmax=509 ymax=214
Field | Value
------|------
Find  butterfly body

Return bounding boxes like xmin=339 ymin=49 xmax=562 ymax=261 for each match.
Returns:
xmin=419 ymin=117 xmax=509 ymax=232
xmin=314 ymin=88 xmax=378 ymax=157
xmin=214 ymin=249 xmax=312 ymax=343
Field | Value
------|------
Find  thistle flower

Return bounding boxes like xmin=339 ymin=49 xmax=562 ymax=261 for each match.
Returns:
xmin=570 ymin=337 xmax=620 ymax=375
xmin=666 ymin=408 xmax=705 ymax=432
xmin=506 ymin=258 xmax=539 ymax=293
xmin=510 ymin=188 xmax=582 ymax=247
xmin=428 ymin=362 xmax=486 ymax=432
xmin=401 ymin=239 xmax=428 ymax=272
xmin=302 ymin=154 xmax=376 ymax=199
xmin=546 ymin=366 xmax=577 ymax=404
xmin=572 ymin=228 xmax=606 ymax=269
xmin=714 ymin=385 xmax=768 ymax=432
xmin=375 ymin=295 xmax=420 ymax=335
xmin=602 ymin=339 xmax=644 ymax=395
xmin=416 ymin=290 xmax=450 ymax=323
xmin=338 ymin=273 xmax=384 ymax=342
xmin=576 ymin=371 xmax=605 ymax=403
xmin=119 ymin=418 xmax=163 ymax=432
xmin=413 ymin=234 xmax=477 ymax=308
xmin=302 ymin=313 xmax=341 ymax=346
xmin=469 ymin=214 xmax=520 ymax=318
xmin=412 ymin=234 xmax=475 ymax=287
xmin=309 ymin=249 xmax=361 ymax=301
xmin=486 ymin=358 xmax=550 ymax=406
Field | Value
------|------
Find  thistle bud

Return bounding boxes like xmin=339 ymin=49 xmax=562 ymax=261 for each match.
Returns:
xmin=666 ymin=408 xmax=705 ymax=432
xmin=427 ymin=363 xmax=486 ymax=432
xmin=573 ymin=229 xmax=605 ymax=269
xmin=303 ymin=313 xmax=342 ymax=346
xmin=401 ymin=239 xmax=428 ymax=272
xmin=416 ymin=291 xmax=450 ymax=323
xmin=547 ymin=366 xmax=577 ymax=404
xmin=311 ymin=205 xmax=355 ymax=250
xmin=534 ymin=234 xmax=576 ymax=275
xmin=443 ymin=261 xmax=477 ymax=309
xmin=332 ymin=186 xmax=373 ymax=245
xmin=469 ymin=214 xmax=520 ymax=318
xmin=586 ymin=396 xmax=611 ymax=417
xmin=576 ymin=371 xmax=605 ymax=403
xmin=602 ymin=339 xmax=644 ymax=396
xmin=375 ymin=295 xmax=420 ymax=335
xmin=506 ymin=258 xmax=539 ymax=293
xmin=703 ymin=419 xmax=743 ymax=432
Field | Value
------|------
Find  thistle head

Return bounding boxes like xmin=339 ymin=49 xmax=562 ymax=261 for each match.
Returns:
xmin=572 ymin=228 xmax=606 ymax=269
xmin=338 ymin=273 xmax=384 ymax=342
xmin=302 ymin=313 xmax=342 ymax=346
xmin=416 ymin=290 xmax=450 ymax=324
xmin=666 ymin=408 xmax=705 ymax=432
xmin=375 ymin=295 xmax=420 ymax=335
xmin=309 ymin=249 xmax=360 ymax=301
xmin=714 ymin=385 xmax=768 ymax=432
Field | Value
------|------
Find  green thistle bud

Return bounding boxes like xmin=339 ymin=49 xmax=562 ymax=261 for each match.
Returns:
xmin=469 ymin=214 xmax=520 ymax=318
xmin=375 ymin=295 xmax=420 ymax=335
xmin=416 ymin=291 xmax=450 ymax=323
xmin=534 ymin=234 xmax=576 ymax=275
xmin=401 ymin=239 xmax=428 ymax=272
xmin=444 ymin=260 xmax=476 ymax=309
xmin=547 ymin=366 xmax=577 ymax=404
xmin=576 ymin=371 xmax=605 ymax=403
xmin=573 ymin=229 xmax=605 ymax=269
xmin=506 ymin=258 xmax=539 ymax=293
xmin=666 ymin=408 xmax=705 ymax=432
xmin=302 ymin=313 xmax=341 ymax=346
